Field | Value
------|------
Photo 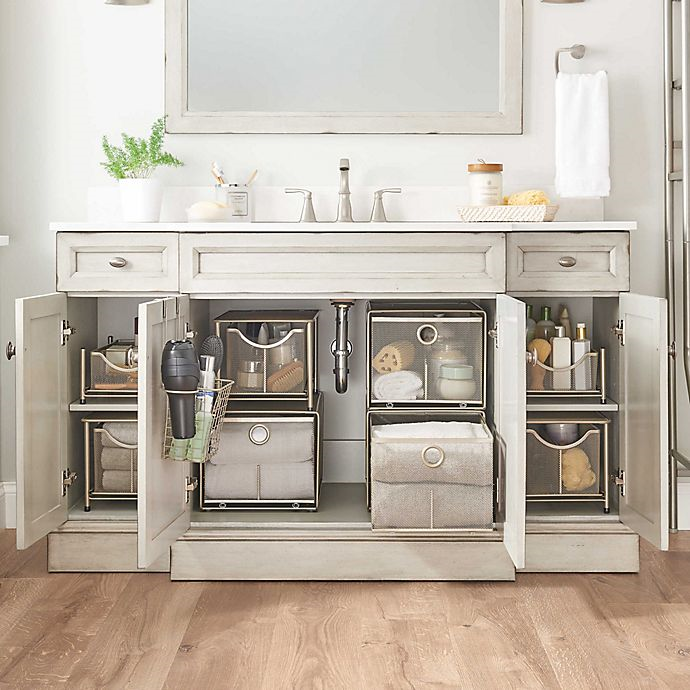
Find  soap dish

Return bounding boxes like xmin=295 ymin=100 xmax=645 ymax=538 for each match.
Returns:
xmin=457 ymin=205 xmax=559 ymax=223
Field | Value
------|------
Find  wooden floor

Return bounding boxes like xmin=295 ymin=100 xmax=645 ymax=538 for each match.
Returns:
xmin=1 ymin=531 xmax=689 ymax=689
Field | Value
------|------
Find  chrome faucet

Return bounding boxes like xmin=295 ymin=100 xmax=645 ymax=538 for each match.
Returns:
xmin=336 ymin=158 xmax=353 ymax=222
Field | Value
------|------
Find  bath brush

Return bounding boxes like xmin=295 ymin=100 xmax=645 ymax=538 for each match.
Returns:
xmin=267 ymin=360 xmax=304 ymax=393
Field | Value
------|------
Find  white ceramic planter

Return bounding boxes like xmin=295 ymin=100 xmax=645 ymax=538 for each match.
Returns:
xmin=119 ymin=179 xmax=163 ymax=222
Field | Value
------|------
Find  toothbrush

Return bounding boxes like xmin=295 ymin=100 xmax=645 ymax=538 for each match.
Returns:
xmin=245 ymin=169 xmax=258 ymax=187
xmin=211 ymin=161 xmax=226 ymax=185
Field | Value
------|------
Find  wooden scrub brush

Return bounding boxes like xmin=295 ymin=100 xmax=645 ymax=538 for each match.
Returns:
xmin=527 ymin=338 xmax=551 ymax=391
xmin=268 ymin=360 xmax=304 ymax=393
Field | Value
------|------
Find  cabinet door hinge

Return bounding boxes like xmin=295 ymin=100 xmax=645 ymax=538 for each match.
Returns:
xmin=61 ymin=320 xmax=76 ymax=346
xmin=185 ymin=476 xmax=198 ymax=503
xmin=488 ymin=324 xmax=498 ymax=349
xmin=62 ymin=468 xmax=78 ymax=496
xmin=612 ymin=319 xmax=625 ymax=346
xmin=611 ymin=469 xmax=626 ymax=496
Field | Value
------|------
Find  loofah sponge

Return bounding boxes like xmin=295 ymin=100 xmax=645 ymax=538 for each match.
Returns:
xmin=562 ymin=447 xmax=596 ymax=492
xmin=372 ymin=341 xmax=416 ymax=374
xmin=503 ymin=190 xmax=550 ymax=206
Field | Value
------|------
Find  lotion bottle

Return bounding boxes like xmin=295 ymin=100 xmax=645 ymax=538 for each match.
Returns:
xmin=551 ymin=326 xmax=571 ymax=390
xmin=535 ymin=306 xmax=556 ymax=342
xmin=572 ymin=323 xmax=591 ymax=390
xmin=525 ymin=304 xmax=536 ymax=346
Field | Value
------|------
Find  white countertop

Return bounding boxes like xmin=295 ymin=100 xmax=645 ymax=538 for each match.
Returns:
xmin=51 ymin=221 xmax=637 ymax=233
xmin=0 ymin=235 xmax=8 ymax=245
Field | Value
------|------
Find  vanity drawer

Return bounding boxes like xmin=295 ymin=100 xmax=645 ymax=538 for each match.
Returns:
xmin=57 ymin=232 xmax=179 ymax=293
xmin=506 ymin=232 xmax=629 ymax=292
xmin=180 ymin=232 xmax=505 ymax=295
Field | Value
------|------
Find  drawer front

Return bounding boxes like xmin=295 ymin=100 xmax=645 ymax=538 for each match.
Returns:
xmin=507 ymin=232 xmax=629 ymax=292
xmin=57 ymin=232 xmax=179 ymax=292
xmin=180 ymin=232 xmax=505 ymax=295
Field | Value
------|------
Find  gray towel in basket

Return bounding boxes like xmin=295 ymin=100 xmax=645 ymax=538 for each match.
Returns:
xmin=100 ymin=447 xmax=137 ymax=471
xmin=101 ymin=470 xmax=137 ymax=493
xmin=101 ymin=422 xmax=138 ymax=447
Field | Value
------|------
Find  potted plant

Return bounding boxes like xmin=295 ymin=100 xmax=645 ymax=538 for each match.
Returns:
xmin=101 ymin=117 xmax=183 ymax=222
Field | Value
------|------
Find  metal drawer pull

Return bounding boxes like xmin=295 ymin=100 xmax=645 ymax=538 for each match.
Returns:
xmin=5 ymin=341 xmax=15 ymax=360
xmin=248 ymin=424 xmax=270 ymax=446
xmin=422 ymin=445 xmax=445 ymax=468
xmin=558 ymin=256 xmax=577 ymax=268
xmin=109 ymin=257 xmax=128 ymax=269
xmin=416 ymin=324 xmax=439 ymax=345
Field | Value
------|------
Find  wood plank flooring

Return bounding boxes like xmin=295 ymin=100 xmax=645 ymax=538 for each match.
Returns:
xmin=1 ymin=530 xmax=689 ymax=689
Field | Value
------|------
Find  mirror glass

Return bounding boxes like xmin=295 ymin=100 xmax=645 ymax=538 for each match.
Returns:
xmin=187 ymin=0 xmax=500 ymax=113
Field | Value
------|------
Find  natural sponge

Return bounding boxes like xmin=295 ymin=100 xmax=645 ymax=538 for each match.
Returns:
xmin=562 ymin=447 xmax=596 ymax=492
xmin=504 ymin=190 xmax=550 ymax=206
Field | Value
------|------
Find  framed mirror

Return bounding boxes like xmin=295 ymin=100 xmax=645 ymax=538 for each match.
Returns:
xmin=165 ymin=0 xmax=523 ymax=134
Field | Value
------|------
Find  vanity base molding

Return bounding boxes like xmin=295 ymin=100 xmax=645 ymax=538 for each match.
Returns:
xmin=522 ymin=522 xmax=639 ymax=573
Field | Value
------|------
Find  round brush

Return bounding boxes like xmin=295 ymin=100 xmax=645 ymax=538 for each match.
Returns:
xmin=200 ymin=335 xmax=224 ymax=376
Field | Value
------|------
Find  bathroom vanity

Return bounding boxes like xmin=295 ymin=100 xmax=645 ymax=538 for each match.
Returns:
xmin=11 ymin=221 xmax=667 ymax=580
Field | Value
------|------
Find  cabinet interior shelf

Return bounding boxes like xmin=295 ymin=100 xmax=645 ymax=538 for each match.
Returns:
xmin=69 ymin=398 xmax=138 ymax=413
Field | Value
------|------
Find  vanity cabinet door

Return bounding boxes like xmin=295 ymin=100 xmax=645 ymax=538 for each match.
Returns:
xmin=138 ymin=295 xmax=192 ymax=568
xmin=618 ymin=293 xmax=669 ymax=550
xmin=495 ymin=295 xmax=527 ymax=568
xmin=15 ymin=293 xmax=97 ymax=549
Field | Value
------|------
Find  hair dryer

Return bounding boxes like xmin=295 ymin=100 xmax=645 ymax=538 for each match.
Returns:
xmin=161 ymin=340 xmax=200 ymax=440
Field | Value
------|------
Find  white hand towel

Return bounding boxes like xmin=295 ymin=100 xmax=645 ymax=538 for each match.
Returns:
xmin=555 ymin=71 xmax=610 ymax=198
xmin=373 ymin=371 xmax=423 ymax=401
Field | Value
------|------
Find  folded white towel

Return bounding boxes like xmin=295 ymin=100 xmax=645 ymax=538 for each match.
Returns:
xmin=373 ymin=371 xmax=423 ymax=401
xmin=371 ymin=421 xmax=489 ymax=441
xmin=555 ymin=71 xmax=610 ymax=198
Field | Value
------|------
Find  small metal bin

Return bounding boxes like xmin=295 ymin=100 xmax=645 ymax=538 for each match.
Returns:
xmin=80 ymin=339 xmax=138 ymax=402
xmin=526 ymin=413 xmax=610 ymax=512
xmin=367 ymin=410 xmax=494 ymax=531
xmin=367 ymin=302 xmax=486 ymax=408
xmin=214 ymin=310 xmax=318 ymax=409
xmin=199 ymin=395 xmax=323 ymax=511
xmin=82 ymin=412 xmax=138 ymax=511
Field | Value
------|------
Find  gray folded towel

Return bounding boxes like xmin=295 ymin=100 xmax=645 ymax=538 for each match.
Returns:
xmin=101 ymin=422 xmax=137 ymax=447
xmin=101 ymin=470 xmax=137 ymax=493
xmin=204 ymin=460 xmax=314 ymax=501
xmin=100 ymin=447 xmax=137 ymax=471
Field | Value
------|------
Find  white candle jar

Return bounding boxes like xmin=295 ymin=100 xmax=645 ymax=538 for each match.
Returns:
xmin=468 ymin=162 xmax=503 ymax=206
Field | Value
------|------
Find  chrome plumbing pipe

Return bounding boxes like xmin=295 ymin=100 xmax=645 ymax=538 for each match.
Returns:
xmin=331 ymin=301 xmax=353 ymax=394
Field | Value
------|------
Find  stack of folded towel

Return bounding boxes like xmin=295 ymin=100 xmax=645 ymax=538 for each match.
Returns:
xmin=373 ymin=371 xmax=423 ymax=401
xmin=98 ymin=422 xmax=137 ymax=493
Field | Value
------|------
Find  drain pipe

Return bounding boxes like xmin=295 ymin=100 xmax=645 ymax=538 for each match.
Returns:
xmin=331 ymin=301 xmax=354 ymax=394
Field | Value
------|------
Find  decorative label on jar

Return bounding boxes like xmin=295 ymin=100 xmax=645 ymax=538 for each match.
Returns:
xmin=467 ymin=160 xmax=503 ymax=207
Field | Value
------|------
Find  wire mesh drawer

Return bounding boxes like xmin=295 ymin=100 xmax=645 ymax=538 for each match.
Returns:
xmin=526 ymin=416 xmax=609 ymax=508
xmin=368 ymin=411 xmax=494 ymax=530
xmin=200 ymin=396 xmax=323 ymax=511
xmin=83 ymin=414 xmax=138 ymax=511
xmin=81 ymin=340 xmax=138 ymax=399
xmin=368 ymin=304 xmax=486 ymax=407
xmin=214 ymin=310 xmax=318 ymax=408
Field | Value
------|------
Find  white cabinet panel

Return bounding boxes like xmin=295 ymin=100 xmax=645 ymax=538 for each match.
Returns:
xmin=57 ymin=232 xmax=179 ymax=293
xmin=180 ymin=232 xmax=506 ymax=296
xmin=495 ymin=295 xmax=526 ymax=568
xmin=137 ymin=296 xmax=192 ymax=568
xmin=619 ymin=293 xmax=669 ymax=550
xmin=507 ymin=232 xmax=629 ymax=292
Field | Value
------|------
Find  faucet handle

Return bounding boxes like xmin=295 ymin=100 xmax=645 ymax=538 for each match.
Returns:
xmin=285 ymin=188 xmax=317 ymax=222
xmin=370 ymin=188 xmax=401 ymax=222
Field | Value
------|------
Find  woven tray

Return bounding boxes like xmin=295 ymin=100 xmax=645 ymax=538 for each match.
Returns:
xmin=458 ymin=205 xmax=559 ymax=223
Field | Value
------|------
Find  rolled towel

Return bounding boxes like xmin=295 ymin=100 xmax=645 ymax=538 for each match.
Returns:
xmin=373 ymin=371 xmax=423 ymax=401
xmin=101 ymin=470 xmax=137 ymax=493
xmin=100 ymin=447 xmax=137 ymax=471
xmin=371 ymin=421 xmax=489 ymax=441
xmin=101 ymin=422 xmax=138 ymax=447
xmin=204 ymin=463 xmax=258 ymax=500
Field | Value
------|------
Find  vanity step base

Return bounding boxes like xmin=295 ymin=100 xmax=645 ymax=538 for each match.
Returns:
xmin=521 ymin=523 xmax=639 ymax=573
xmin=48 ymin=521 xmax=170 ymax=573
xmin=170 ymin=532 xmax=515 ymax=581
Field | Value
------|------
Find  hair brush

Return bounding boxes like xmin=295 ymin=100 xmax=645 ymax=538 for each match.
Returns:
xmin=199 ymin=335 xmax=224 ymax=374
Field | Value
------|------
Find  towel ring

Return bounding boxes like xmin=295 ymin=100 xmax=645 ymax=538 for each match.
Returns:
xmin=555 ymin=44 xmax=586 ymax=75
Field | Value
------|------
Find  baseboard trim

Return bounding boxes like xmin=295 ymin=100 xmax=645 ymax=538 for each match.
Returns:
xmin=0 ymin=482 xmax=17 ymax=529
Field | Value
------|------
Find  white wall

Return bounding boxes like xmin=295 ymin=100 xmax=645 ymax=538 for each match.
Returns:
xmin=0 ymin=0 xmax=665 ymax=481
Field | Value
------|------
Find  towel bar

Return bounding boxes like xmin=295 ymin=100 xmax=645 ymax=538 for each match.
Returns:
xmin=555 ymin=44 xmax=586 ymax=75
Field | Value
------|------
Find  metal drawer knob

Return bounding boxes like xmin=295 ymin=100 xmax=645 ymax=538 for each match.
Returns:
xmin=248 ymin=424 xmax=270 ymax=446
xmin=109 ymin=257 xmax=128 ymax=269
xmin=5 ymin=341 xmax=16 ymax=360
xmin=422 ymin=445 xmax=445 ymax=468
xmin=558 ymin=256 xmax=577 ymax=268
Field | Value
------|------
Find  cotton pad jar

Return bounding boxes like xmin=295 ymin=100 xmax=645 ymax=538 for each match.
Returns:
xmin=437 ymin=364 xmax=476 ymax=400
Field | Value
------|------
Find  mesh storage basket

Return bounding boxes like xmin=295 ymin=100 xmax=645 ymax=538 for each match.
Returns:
xmin=86 ymin=341 xmax=138 ymax=396
xmin=368 ymin=304 xmax=486 ymax=407
xmin=526 ymin=350 xmax=603 ymax=398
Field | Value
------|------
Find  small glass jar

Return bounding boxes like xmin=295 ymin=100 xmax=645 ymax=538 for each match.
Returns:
xmin=215 ymin=183 xmax=253 ymax=222
xmin=437 ymin=364 xmax=476 ymax=400
xmin=468 ymin=161 xmax=503 ymax=206
xmin=236 ymin=359 xmax=264 ymax=391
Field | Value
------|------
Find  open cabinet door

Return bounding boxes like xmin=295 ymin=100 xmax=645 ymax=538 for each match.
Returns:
xmin=15 ymin=293 xmax=69 ymax=549
xmin=495 ymin=295 xmax=526 ymax=568
xmin=138 ymin=296 xmax=192 ymax=568
xmin=619 ymin=293 xmax=669 ymax=550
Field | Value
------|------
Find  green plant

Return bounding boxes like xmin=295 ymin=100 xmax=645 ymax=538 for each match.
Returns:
xmin=101 ymin=117 xmax=183 ymax=180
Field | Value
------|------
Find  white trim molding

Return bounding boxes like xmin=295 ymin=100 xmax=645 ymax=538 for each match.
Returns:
xmin=679 ymin=477 xmax=690 ymax=531
xmin=0 ymin=482 xmax=17 ymax=529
